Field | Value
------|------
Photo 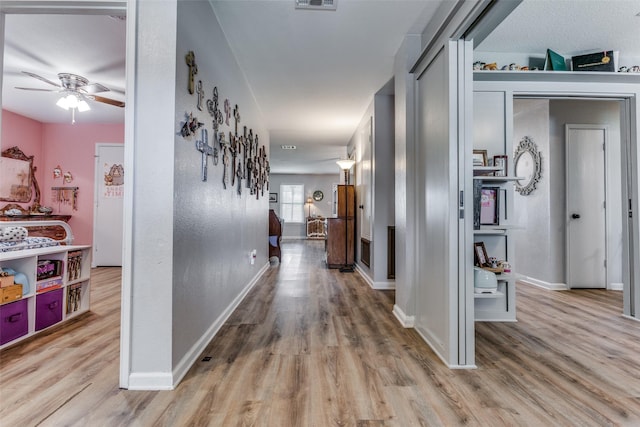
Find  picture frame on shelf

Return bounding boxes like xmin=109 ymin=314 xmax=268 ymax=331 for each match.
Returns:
xmin=480 ymin=187 xmax=500 ymax=225
xmin=474 ymin=241 xmax=489 ymax=267
xmin=493 ymin=155 xmax=508 ymax=177
xmin=269 ymin=193 xmax=278 ymax=203
xmin=473 ymin=149 xmax=488 ymax=167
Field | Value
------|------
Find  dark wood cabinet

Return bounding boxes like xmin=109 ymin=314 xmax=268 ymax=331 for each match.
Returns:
xmin=326 ymin=185 xmax=355 ymax=269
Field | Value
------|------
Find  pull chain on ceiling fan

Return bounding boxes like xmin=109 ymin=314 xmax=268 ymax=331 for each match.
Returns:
xmin=15 ymin=71 xmax=125 ymax=124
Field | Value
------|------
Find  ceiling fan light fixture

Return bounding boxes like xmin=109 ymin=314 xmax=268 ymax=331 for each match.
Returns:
xmin=66 ymin=93 xmax=79 ymax=109
xmin=77 ymin=99 xmax=91 ymax=112
xmin=56 ymin=95 xmax=70 ymax=110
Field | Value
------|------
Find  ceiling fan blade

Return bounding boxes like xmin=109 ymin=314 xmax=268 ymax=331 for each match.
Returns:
xmin=22 ymin=71 xmax=61 ymax=88
xmin=15 ymin=87 xmax=57 ymax=92
xmin=92 ymin=95 xmax=125 ymax=108
xmin=83 ymin=83 xmax=110 ymax=94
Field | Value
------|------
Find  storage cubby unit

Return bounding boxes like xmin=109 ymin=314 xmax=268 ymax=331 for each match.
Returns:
xmin=0 ymin=245 xmax=91 ymax=349
xmin=473 ymin=174 xmax=520 ymax=322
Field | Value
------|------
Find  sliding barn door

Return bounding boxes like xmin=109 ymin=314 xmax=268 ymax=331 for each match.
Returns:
xmin=414 ymin=40 xmax=474 ymax=367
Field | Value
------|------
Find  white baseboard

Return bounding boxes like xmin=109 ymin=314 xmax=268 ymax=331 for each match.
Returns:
xmin=392 ymin=304 xmax=415 ymax=328
xmin=518 ymin=276 xmax=568 ymax=291
xmin=170 ymin=262 xmax=270 ymax=389
xmin=622 ymin=314 xmax=640 ymax=323
xmin=413 ymin=325 xmax=476 ymax=369
xmin=127 ymin=372 xmax=174 ymax=390
xmin=354 ymin=264 xmax=396 ymax=290
xmin=610 ymin=282 xmax=624 ymax=291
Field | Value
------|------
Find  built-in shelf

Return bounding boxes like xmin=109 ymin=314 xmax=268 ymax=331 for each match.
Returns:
xmin=473 ymin=175 xmax=524 ymax=182
xmin=474 ymin=290 xmax=505 ymax=299
xmin=473 ymin=70 xmax=640 ymax=84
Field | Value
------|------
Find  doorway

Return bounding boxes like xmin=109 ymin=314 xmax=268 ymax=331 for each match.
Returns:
xmin=513 ymin=98 xmax=625 ymax=294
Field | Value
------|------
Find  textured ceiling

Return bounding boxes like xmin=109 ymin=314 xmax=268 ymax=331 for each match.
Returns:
xmin=476 ymin=0 xmax=640 ymax=59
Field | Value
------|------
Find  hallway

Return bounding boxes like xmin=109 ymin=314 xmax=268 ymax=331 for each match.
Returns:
xmin=1 ymin=240 xmax=640 ymax=426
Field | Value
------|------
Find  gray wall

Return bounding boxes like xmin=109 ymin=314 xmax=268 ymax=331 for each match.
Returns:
xmin=513 ymin=99 xmax=623 ymax=287
xmin=269 ymin=173 xmax=340 ymax=239
xmin=128 ymin=0 xmax=269 ymax=387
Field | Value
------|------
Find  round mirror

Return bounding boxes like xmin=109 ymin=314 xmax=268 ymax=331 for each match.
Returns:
xmin=313 ymin=190 xmax=324 ymax=201
xmin=514 ymin=136 xmax=542 ymax=196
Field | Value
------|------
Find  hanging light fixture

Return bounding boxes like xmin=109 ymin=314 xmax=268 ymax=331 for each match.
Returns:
xmin=56 ymin=92 xmax=90 ymax=124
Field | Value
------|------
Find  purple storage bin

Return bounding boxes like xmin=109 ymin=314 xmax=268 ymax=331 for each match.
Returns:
xmin=0 ymin=299 xmax=29 ymax=345
xmin=35 ymin=288 xmax=63 ymax=331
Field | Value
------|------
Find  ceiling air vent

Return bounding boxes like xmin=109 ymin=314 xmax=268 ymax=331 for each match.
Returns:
xmin=281 ymin=145 xmax=297 ymax=150
xmin=295 ymin=0 xmax=337 ymax=11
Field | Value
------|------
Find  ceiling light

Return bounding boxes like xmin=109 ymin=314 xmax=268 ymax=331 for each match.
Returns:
xmin=56 ymin=92 xmax=90 ymax=123
xmin=295 ymin=0 xmax=337 ymax=11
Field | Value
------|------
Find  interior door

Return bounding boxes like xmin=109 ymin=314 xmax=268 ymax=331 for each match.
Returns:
xmin=93 ymin=143 xmax=124 ymax=266
xmin=414 ymin=39 xmax=474 ymax=367
xmin=567 ymin=125 xmax=606 ymax=288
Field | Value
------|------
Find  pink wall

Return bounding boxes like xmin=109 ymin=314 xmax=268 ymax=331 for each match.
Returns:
xmin=1 ymin=110 xmax=45 ymax=207
xmin=2 ymin=110 xmax=124 ymax=245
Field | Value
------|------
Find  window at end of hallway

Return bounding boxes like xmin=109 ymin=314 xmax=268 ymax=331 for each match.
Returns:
xmin=280 ymin=184 xmax=305 ymax=223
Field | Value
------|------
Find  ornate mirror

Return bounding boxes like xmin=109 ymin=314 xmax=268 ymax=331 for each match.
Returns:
xmin=514 ymin=136 xmax=542 ymax=196
xmin=0 ymin=146 xmax=41 ymax=210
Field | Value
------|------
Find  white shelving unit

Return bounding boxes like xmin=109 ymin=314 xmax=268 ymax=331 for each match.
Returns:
xmin=473 ymin=171 xmax=518 ymax=322
xmin=0 ymin=245 xmax=91 ymax=349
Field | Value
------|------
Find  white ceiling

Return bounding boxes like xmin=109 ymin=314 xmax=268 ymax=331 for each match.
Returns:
xmin=3 ymin=1 xmax=639 ymax=174
xmin=2 ymin=13 xmax=126 ymax=124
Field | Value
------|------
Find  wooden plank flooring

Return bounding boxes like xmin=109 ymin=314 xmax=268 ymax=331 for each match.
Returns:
xmin=2 ymin=240 xmax=640 ymax=426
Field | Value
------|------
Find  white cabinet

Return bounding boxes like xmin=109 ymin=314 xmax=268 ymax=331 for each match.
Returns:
xmin=0 ymin=245 xmax=91 ymax=349
xmin=473 ymin=173 xmax=519 ymax=321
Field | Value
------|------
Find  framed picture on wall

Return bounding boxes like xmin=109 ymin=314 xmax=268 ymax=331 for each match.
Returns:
xmin=269 ymin=193 xmax=278 ymax=203
xmin=480 ymin=187 xmax=499 ymax=225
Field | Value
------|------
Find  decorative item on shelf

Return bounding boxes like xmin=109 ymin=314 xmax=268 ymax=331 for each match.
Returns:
xmin=472 ymin=149 xmax=488 ymax=167
xmin=67 ymin=251 xmax=83 ymax=281
xmin=473 ymin=180 xmax=482 ymax=230
xmin=473 ymin=267 xmax=498 ymax=294
xmin=474 ymin=242 xmax=504 ymax=274
xmin=53 ymin=165 xmax=62 ymax=179
xmin=185 ymin=50 xmax=198 ymax=94
xmin=480 ymin=187 xmax=499 ymax=226
xmin=306 ymin=197 xmax=314 ymax=218
xmin=473 ymin=61 xmax=485 ymax=70
xmin=514 ymin=136 xmax=542 ymax=196
xmin=493 ymin=155 xmax=508 ymax=177
xmin=482 ymin=62 xmax=498 ymax=70
xmin=545 ymin=49 xmax=567 ymax=71
xmin=63 ymin=171 xmax=73 ymax=184
xmin=52 ymin=186 xmax=79 ymax=211
xmin=572 ymin=50 xmax=615 ymax=72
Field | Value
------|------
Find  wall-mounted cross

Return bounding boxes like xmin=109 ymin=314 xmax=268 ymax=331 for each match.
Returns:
xmin=196 ymin=80 xmax=204 ymax=111
xmin=195 ymin=129 xmax=214 ymax=181
xmin=185 ymin=51 xmax=198 ymax=94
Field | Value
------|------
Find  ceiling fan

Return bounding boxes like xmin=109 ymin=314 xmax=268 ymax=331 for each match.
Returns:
xmin=16 ymin=71 xmax=125 ymax=114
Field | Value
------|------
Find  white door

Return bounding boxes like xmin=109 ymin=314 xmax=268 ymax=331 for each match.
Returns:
xmin=567 ymin=126 xmax=606 ymax=288
xmin=93 ymin=144 xmax=124 ymax=266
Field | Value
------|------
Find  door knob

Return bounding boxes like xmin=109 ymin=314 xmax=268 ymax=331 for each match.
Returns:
xmin=571 ymin=213 xmax=581 ymax=219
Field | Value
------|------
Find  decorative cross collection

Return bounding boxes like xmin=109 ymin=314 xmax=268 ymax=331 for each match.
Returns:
xmin=179 ymin=50 xmax=269 ymax=195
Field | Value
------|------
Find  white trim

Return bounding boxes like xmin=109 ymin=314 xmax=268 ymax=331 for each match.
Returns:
xmin=413 ymin=324 xmax=476 ymax=370
xmin=355 ymin=264 xmax=395 ymax=290
xmin=120 ymin=0 xmax=136 ymax=390
xmin=622 ymin=314 xmax=640 ymax=323
xmin=170 ymin=262 xmax=269 ymax=388
xmin=518 ymin=277 xmax=568 ymax=291
xmin=392 ymin=304 xmax=414 ymax=328
xmin=127 ymin=373 xmax=173 ymax=391
xmin=610 ymin=282 xmax=624 ymax=291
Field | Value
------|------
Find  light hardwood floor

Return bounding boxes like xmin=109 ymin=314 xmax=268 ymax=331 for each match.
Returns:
xmin=2 ymin=240 xmax=640 ymax=426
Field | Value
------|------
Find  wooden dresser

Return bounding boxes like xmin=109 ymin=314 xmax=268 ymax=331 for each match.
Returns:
xmin=326 ymin=185 xmax=355 ymax=269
